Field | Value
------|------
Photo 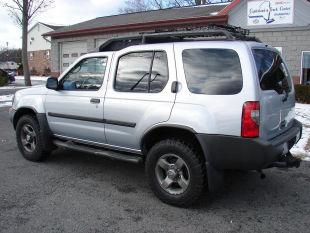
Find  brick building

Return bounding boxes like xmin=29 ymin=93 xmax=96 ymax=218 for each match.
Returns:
xmin=27 ymin=22 xmax=63 ymax=76
xmin=45 ymin=0 xmax=310 ymax=84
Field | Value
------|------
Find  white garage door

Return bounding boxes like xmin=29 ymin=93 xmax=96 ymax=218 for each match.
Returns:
xmin=61 ymin=41 xmax=87 ymax=72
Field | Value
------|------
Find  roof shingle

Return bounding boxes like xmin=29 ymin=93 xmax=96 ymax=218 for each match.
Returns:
xmin=47 ymin=4 xmax=229 ymax=36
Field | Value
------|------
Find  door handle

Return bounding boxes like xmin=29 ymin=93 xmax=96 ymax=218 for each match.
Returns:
xmin=171 ymin=81 xmax=179 ymax=93
xmin=90 ymin=98 xmax=100 ymax=104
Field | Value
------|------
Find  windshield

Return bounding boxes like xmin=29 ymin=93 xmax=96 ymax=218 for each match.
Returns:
xmin=252 ymin=49 xmax=292 ymax=94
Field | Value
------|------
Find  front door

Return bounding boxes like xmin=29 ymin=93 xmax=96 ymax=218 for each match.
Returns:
xmin=45 ymin=56 xmax=109 ymax=144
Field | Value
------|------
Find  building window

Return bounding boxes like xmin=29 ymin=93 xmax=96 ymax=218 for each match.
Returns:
xmin=301 ymin=51 xmax=310 ymax=85
xmin=29 ymin=52 xmax=34 ymax=60
xmin=80 ymin=53 xmax=87 ymax=56
xmin=45 ymin=50 xmax=50 ymax=59
xmin=71 ymin=53 xmax=78 ymax=58
xmin=63 ymin=54 xmax=69 ymax=58
xmin=63 ymin=63 xmax=70 ymax=67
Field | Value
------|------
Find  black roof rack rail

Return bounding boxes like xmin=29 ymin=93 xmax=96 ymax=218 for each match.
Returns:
xmin=98 ymin=24 xmax=260 ymax=52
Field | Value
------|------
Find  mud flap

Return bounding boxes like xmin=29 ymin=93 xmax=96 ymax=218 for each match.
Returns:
xmin=206 ymin=162 xmax=224 ymax=192
xmin=36 ymin=113 xmax=54 ymax=151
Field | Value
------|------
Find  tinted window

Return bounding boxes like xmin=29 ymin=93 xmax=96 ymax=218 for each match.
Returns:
xmin=115 ymin=51 xmax=168 ymax=93
xmin=60 ymin=57 xmax=107 ymax=91
xmin=150 ymin=52 xmax=169 ymax=93
xmin=253 ymin=49 xmax=292 ymax=94
xmin=182 ymin=49 xmax=243 ymax=95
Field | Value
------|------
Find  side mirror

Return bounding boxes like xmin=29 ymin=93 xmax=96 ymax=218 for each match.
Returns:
xmin=46 ymin=77 xmax=58 ymax=90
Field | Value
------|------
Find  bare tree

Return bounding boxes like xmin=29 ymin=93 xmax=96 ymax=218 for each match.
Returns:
xmin=120 ymin=0 xmax=231 ymax=13
xmin=120 ymin=0 xmax=151 ymax=13
xmin=1 ymin=0 xmax=54 ymax=86
xmin=120 ymin=0 xmax=196 ymax=13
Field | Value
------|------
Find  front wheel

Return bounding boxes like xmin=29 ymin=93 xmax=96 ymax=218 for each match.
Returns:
xmin=16 ymin=115 xmax=50 ymax=162
xmin=146 ymin=139 xmax=206 ymax=207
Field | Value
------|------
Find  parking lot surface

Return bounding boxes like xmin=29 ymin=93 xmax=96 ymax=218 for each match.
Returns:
xmin=0 ymin=91 xmax=310 ymax=233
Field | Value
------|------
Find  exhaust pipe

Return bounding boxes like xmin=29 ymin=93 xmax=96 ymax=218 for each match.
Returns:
xmin=269 ymin=152 xmax=301 ymax=169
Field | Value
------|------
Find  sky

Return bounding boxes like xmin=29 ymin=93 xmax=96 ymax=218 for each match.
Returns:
xmin=0 ymin=0 xmax=125 ymax=49
xmin=0 ymin=0 xmax=227 ymax=49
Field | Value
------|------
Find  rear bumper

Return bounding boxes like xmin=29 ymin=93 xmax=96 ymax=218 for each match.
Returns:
xmin=197 ymin=119 xmax=302 ymax=170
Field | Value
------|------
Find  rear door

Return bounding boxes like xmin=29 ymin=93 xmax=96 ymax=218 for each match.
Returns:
xmin=103 ymin=44 xmax=176 ymax=152
xmin=252 ymin=48 xmax=295 ymax=140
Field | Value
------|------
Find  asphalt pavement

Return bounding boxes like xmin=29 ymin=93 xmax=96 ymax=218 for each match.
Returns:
xmin=0 ymin=87 xmax=310 ymax=233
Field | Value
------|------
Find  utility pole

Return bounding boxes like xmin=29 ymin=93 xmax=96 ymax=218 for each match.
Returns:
xmin=6 ymin=42 xmax=9 ymax=70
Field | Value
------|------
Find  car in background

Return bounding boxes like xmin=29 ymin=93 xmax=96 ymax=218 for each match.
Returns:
xmin=7 ymin=70 xmax=16 ymax=83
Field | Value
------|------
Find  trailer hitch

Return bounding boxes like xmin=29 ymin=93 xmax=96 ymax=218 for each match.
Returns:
xmin=269 ymin=152 xmax=301 ymax=169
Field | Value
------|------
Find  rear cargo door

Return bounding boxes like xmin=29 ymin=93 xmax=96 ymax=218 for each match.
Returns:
xmin=252 ymin=48 xmax=295 ymax=140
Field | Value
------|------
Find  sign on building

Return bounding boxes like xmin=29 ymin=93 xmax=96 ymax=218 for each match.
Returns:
xmin=247 ymin=0 xmax=294 ymax=26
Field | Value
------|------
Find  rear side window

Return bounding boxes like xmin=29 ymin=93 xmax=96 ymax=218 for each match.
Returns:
xmin=252 ymin=49 xmax=292 ymax=94
xmin=115 ymin=51 xmax=168 ymax=93
xmin=182 ymin=49 xmax=243 ymax=95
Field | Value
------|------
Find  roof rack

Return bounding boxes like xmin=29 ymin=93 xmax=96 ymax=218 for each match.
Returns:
xmin=98 ymin=24 xmax=260 ymax=52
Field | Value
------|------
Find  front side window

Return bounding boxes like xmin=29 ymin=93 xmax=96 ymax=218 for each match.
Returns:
xmin=253 ymin=49 xmax=292 ymax=94
xmin=45 ymin=51 xmax=50 ymax=59
xmin=115 ymin=51 xmax=168 ymax=93
xmin=60 ymin=57 xmax=107 ymax=91
xmin=182 ymin=49 xmax=243 ymax=95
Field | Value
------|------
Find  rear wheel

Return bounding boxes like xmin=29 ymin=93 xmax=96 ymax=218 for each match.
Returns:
xmin=16 ymin=115 xmax=50 ymax=161
xmin=146 ymin=139 xmax=205 ymax=207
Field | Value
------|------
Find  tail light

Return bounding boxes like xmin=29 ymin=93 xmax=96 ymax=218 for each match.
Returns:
xmin=241 ymin=101 xmax=260 ymax=138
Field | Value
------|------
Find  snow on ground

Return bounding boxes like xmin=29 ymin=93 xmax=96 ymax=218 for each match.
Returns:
xmin=291 ymin=103 xmax=310 ymax=161
xmin=0 ymin=94 xmax=13 ymax=107
xmin=15 ymin=76 xmax=49 ymax=81
xmin=0 ymin=85 xmax=27 ymax=90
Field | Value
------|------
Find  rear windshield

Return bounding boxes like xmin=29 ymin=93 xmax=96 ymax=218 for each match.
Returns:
xmin=252 ymin=49 xmax=292 ymax=94
xmin=182 ymin=49 xmax=243 ymax=95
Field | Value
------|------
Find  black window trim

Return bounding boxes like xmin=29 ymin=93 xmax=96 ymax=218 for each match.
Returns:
xmin=182 ymin=48 xmax=244 ymax=95
xmin=59 ymin=56 xmax=108 ymax=92
xmin=113 ymin=50 xmax=169 ymax=93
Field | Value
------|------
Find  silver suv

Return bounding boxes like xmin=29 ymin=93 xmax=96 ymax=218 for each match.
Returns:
xmin=10 ymin=28 xmax=302 ymax=207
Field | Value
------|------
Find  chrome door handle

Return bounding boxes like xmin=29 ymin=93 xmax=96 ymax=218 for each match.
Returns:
xmin=90 ymin=98 xmax=100 ymax=104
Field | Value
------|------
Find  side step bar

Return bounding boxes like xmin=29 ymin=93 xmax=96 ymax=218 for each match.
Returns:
xmin=53 ymin=140 xmax=143 ymax=164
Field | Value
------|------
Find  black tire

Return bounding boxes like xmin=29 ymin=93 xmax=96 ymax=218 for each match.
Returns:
xmin=16 ymin=115 xmax=50 ymax=162
xmin=146 ymin=139 xmax=206 ymax=207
